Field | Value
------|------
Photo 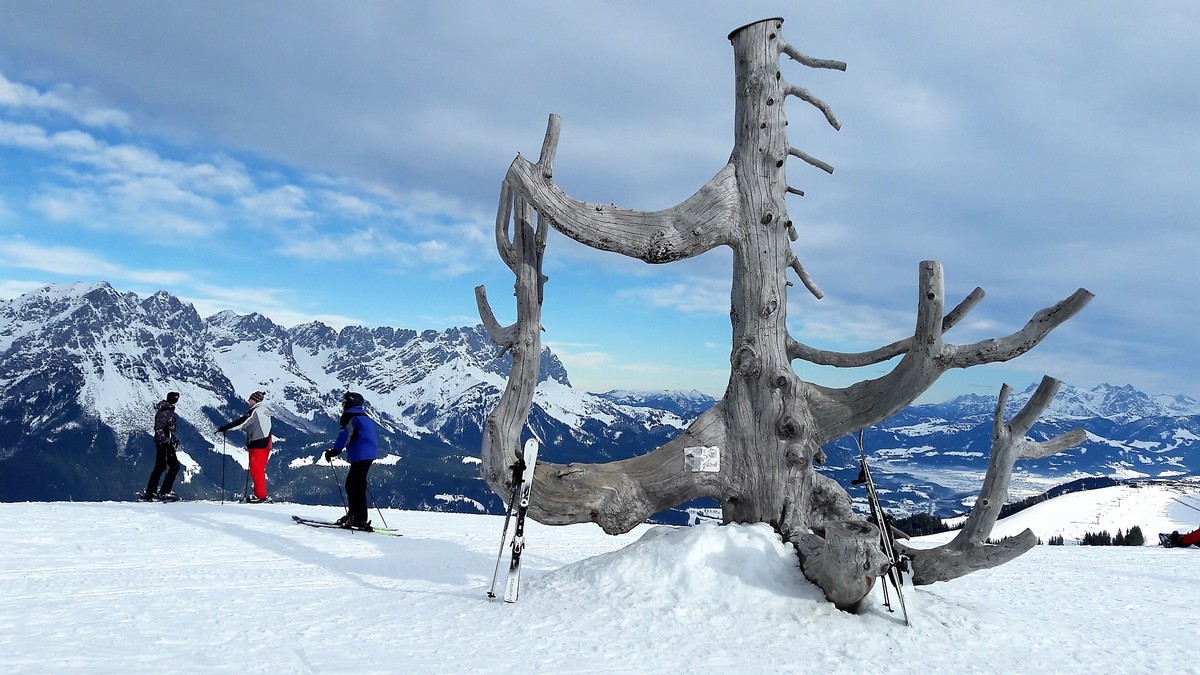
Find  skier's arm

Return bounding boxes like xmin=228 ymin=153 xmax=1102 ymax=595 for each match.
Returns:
xmin=332 ymin=419 xmax=353 ymax=453
xmin=217 ymin=411 xmax=251 ymax=433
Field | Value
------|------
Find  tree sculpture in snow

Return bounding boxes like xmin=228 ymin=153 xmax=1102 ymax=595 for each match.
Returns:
xmin=475 ymin=17 xmax=1093 ymax=610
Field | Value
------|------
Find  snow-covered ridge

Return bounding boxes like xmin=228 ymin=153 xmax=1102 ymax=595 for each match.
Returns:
xmin=931 ymin=382 xmax=1200 ymax=422
xmin=0 ymin=280 xmax=698 ymax=449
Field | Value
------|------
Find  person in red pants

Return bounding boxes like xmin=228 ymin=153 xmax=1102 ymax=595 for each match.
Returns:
xmin=1174 ymin=526 xmax=1200 ymax=548
xmin=217 ymin=391 xmax=273 ymax=503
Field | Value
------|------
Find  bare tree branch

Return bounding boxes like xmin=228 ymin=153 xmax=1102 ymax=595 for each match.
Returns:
xmin=787 ymin=146 xmax=834 ymax=174
xmin=805 ymin=262 xmax=1092 ymax=444
xmin=945 ymin=289 xmax=1094 ymax=368
xmin=782 ymin=84 xmax=841 ymax=130
xmin=504 ymin=117 xmax=740 ymax=264
xmin=787 ymin=250 xmax=824 ymax=300
xmin=898 ymin=376 xmax=1087 ymax=584
xmin=787 ymin=287 xmax=984 ymax=366
xmin=525 ymin=403 xmax=729 ymax=533
xmin=473 ymin=285 xmax=516 ymax=358
xmin=778 ymin=40 xmax=847 ymax=72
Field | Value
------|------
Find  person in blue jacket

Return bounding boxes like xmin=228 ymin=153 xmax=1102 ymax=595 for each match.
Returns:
xmin=323 ymin=391 xmax=379 ymax=529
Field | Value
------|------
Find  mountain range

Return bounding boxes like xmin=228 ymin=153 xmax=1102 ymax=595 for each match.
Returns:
xmin=1 ymin=281 xmax=1197 ymax=520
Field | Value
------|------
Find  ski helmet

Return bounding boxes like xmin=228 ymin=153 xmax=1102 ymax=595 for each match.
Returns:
xmin=342 ymin=391 xmax=365 ymax=408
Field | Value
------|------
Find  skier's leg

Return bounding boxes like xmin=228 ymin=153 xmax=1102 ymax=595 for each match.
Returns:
xmin=346 ymin=460 xmax=372 ymax=524
xmin=249 ymin=447 xmax=269 ymax=499
xmin=160 ymin=445 xmax=181 ymax=493
xmin=145 ymin=442 xmax=168 ymax=495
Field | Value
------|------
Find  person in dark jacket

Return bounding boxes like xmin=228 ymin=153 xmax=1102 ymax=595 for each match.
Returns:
xmin=217 ymin=391 xmax=273 ymax=503
xmin=141 ymin=391 xmax=182 ymax=501
xmin=323 ymin=391 xmax=379 ymax=529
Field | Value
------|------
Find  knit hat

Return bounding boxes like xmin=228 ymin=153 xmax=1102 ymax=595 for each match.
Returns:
xmin=166 ymin=391 xmax=180 ymax=404
xmin=249 ymin=391 xmax=265 ymax=404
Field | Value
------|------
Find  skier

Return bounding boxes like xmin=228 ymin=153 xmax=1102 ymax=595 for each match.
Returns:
xmin=217 ymin=391 xmax=273 ymax=503
xmin=323 ymin=391 xmax=379 ymax=529
xmin=140 ymin=391 xmax=181 ymax=501
xmin=1167 ymin=526 xmax=1200 ymax=548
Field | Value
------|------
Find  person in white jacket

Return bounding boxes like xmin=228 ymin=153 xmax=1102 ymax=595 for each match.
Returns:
xmin=217 ymin=391 xmax=273 ymax=502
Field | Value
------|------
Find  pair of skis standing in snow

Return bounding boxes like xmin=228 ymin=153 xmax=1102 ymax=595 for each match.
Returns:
xmin=484 ymin=429 xmax=904 ymax=612
xmin=487 ymin=437 xmax=540 ymax=603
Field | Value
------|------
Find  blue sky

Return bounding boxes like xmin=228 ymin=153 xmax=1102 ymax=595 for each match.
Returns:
xmin=1 ymin=2 xmax=1197 ymax=401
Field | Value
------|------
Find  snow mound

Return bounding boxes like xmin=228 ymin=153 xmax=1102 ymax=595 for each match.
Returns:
xmin=534 ymin=522 xmax=819 ymax=603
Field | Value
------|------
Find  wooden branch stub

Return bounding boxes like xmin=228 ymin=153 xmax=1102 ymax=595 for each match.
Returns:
xmin=795 ymin=522 xmax=890 ymax=610
xmin=783 ymin=83 xmax=841 ymax=130
xmin=788 ymin=146 xmax=835 ymax=174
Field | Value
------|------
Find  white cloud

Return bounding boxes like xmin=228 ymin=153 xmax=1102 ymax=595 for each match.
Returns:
xmin=237 ymin=185 xmax=312 ymax=221
xmin=181 ymin=282 xmax=361 ymax=328
xmin=617 ymin=275 xmax=730 ymax=316
xmin=0 ymin=72 xmax=130 ymax=129
xmin=0 ymin=279 xmax=48 ymax=300
xmin=0 ymin=239 xmax=192 ymax=286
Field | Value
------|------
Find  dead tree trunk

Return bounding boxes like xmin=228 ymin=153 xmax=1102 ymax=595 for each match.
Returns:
xmin=475 ymin=17 xmax=1093 ymax=610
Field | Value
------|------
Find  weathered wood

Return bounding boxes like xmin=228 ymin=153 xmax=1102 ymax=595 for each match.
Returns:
xmin=794 ymin=521 xmax=891 ymax=611
xmin=898 ymin=377 xmax=1087 ymax=584
xmin=478 ymin=16 xmax=1092 ymax=611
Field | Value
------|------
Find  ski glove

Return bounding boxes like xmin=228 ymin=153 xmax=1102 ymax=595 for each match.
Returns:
xmin=324 ymin=448 xmax=340 ymax=462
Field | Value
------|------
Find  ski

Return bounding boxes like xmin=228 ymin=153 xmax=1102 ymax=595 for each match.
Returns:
xmin=503 ymin=438 xmax=540 ymax=603
xmin=487 ymin=450 xmax=528 ymax=599
xmin=853 ymin=430 xmax=910 ymax=626
xmin=291 ymin=515 xmax=402 ymax=537
xmin=135 ymin=492 xmax=179 ymax=502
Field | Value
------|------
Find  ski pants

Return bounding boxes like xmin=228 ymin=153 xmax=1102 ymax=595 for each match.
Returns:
xmin=1181 ymin=527 xmax=1200 ymax=547
xmin=345 ymin=459 xmax=374 ymax=524
xmin=248 ymin=440 xmax=271 ymax=500
xmin=146 ymin=440 xmax=180 ymax=495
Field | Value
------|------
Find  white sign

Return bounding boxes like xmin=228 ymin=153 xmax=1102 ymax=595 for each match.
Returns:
xmin=684 ymin=445 xmax=720 ymax=472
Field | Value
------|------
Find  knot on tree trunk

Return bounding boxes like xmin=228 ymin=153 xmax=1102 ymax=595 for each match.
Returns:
xmin=792 ymin=520 xmax=890 ymax=611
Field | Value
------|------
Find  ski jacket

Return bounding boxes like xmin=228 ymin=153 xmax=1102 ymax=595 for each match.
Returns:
xmin=154 ymin=400 xmax=177 ymax=446
xmin=333 ymin=405 xmax=378 ymax=463
xmin=218 ymin=402 xmax=272 ymax=449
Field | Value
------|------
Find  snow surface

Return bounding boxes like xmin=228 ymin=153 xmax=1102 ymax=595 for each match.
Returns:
xmin=2 ymin=484 xmax=1199 ymax=674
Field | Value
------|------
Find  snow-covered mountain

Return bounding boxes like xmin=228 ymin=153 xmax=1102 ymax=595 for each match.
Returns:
xmin=820 ymin=383 xmax=1200 ymax=517
xmin=2 ymin=280 xmax=1197 ymax=522
xmin=0 ymin=281 xmax=698 ymax=509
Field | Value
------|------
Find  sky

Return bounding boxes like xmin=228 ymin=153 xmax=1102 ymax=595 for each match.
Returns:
xmin=2 ymin=485 xmax=1199 ymax=672
xmin=0 ymin=2 xmax=1197 ymax=402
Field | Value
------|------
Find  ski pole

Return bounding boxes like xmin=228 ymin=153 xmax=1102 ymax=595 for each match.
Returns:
xmin=243 ymin=455 xmax=251 ymax=503
xmin=487 ymin=458 xmax=526 ymax=599
xmin=366 ymin=482 xmax=389 ymax=529
xmin=854 ymin=428 xmax=909 ymax=625
xmin=327 ymin=456 xmax=348 ymax=513
xmin=855 ymin=430 xmax=892 ymax=613
xmin=220 ymin=432 xmax=227 ymax=505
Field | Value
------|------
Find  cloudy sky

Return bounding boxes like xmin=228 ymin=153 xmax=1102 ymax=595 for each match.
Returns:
xmin=1 ymin=2 xmax=1196 ymax=401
